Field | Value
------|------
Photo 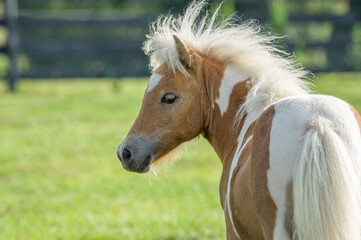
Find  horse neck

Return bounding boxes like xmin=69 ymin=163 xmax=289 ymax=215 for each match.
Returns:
xmin=201 ymin=62 xmax=251 ymax=163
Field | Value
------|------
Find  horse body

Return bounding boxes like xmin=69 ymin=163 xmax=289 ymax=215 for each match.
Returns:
xmin=117 ymin=1 xmax=361 ymax=239
xmin=207 ymin=76 xmax=361 ymax=239
xmin=252 ymin=95 xmax=361 ymax=239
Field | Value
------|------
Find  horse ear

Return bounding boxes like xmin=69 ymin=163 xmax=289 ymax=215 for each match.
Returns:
xmin=173 ymin=35 xmax=191 ymax=68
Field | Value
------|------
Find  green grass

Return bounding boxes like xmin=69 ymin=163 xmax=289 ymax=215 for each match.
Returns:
xmin=0 ymin=73 xmax=360 ymax=240
xmin=315 ymin=73 xmax=361 ymax=111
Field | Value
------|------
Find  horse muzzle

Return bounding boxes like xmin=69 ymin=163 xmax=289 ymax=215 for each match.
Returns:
xmin=117 ymin=135 xmax=158 ymax=173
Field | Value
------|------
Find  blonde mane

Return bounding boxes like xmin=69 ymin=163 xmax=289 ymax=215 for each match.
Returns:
xmin=143 ymin=0 xmax=311 ymax=117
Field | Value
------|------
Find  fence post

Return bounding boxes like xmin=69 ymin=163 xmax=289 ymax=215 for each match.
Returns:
xmin=5 ymin=0 xmax=19 ymax=92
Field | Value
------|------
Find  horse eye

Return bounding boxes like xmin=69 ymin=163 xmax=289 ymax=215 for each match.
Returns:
xmin=161 ymin=92 xmax=178 ymax=104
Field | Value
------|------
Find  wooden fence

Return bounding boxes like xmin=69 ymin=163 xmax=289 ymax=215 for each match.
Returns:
xmin=2 ymin=0 xmax=361 ymax=91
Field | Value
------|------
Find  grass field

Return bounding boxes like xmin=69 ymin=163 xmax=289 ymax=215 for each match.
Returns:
xmin=0 ymin=73 xmax=360 ymax=240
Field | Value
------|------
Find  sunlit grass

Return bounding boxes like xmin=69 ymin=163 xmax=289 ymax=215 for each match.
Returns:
xmin=0 ymin=73 xmax=360 ymax=239
xmin=0 ymin=78 xmax=224 ymax=240
xmin=315 ymin=73 xmax=361 ymax=111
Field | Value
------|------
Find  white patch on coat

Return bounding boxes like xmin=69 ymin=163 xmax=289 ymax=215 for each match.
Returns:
xmin=226 ymin=108 xmax=263 ymax=238
xmin=147 ymin=73 xmax=162 ymax=92
xmin=267 ymin=95 xmax=361 ymax=240
xmin=215 ymin=66 xmax=248 ymax=116
xmin=267 ymin=97 xmax=310 ymax=240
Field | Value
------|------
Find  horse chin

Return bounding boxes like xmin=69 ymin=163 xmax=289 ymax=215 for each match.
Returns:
xmin=120 ymin=154 xmax=154 ymax=174
xmin=135 ymin=155 xmax=153 ymax=173
xmin=127 ymin=154 xmax=151 ymax=173
xmin=123 ymin=163 xmax=152 ymax=174
xmin=135 ymin=165 xmax=151 ymax=173
xmin=150 ymin=147 xmax=181 ymax=170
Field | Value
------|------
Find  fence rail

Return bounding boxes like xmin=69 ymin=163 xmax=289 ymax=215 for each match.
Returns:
xmin=2 ymin=0 xmax=361 ymax=91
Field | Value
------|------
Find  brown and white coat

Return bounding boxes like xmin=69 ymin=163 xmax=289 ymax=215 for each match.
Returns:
xmin=118 ymin=1 xmax=361 ymax=239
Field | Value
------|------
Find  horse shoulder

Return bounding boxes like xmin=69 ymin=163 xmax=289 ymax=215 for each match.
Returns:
xmin=228 ymin=125 xmax=264 ymax=240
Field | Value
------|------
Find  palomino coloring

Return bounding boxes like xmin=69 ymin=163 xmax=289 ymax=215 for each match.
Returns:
xmin=117 ymin=1 xmax=361 ymax=239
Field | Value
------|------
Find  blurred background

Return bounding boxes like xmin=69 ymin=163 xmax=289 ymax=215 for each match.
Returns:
xmin=0 ymin=0 xmax=360 ymax=239
xmin=0 ymin=0 xmax=360 ymax=90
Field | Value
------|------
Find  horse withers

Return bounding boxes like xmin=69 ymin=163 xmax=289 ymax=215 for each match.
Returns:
xmin=117 ymin=1 xmax=361 ymax=239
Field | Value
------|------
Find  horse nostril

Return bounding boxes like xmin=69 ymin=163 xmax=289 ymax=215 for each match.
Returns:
xmin=122 ymin=148 xmax=132 ymax=162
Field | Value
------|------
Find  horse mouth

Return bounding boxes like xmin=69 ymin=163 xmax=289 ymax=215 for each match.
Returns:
xmin=136 ymin=155 xmax=153 ymax=173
